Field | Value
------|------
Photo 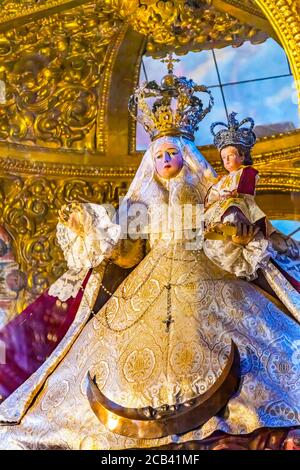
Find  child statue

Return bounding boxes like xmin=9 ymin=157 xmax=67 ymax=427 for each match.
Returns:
xmin=204 ymin=112 xmax=272 ymax=240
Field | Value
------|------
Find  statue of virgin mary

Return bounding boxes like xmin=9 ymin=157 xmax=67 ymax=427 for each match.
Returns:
xmin=0 ymin=59 xmax=299 ymax=450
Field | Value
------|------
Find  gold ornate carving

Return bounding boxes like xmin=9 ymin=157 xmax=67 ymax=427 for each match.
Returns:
xmin=0 ymin=156 xmax=137 ymax=178
xmin=210 ymin=1 xmax=277 ymax=40
xmin=0 ymin=1 xmax=93 ymax=32
xmin=97 ymin=25 xmax=128 ymax=154
xmin=1 ymin=0 xmax=61 ymax=21
xmin=0 ymin=0 xmax=299 ymax=154
xmin=100 ymin=0 xmax=268 ymax=57
xmin=0 ymin=3 xmax=123 ymax=151
xmin=0 ymin=172 xmax=131 ymax=309
xmin=221 ymin=0 xmax=266 ymax=18
xmin=256 ymin=171 xmax=300 ymax=193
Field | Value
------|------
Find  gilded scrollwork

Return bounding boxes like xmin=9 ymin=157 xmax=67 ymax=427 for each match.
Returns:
xmin=0 ymin=173 xmax=130 ymax=310
xmin=0 ymin=3 xmax=122 ymax=151
xmin=222 ymin=0 xmax=266 ymax=18
xmin=1 ymin=0 xmax=52 ymax=18
xmin=0 ymin=1 xmax=92 ymax=29
xmin=101 ymin=0 xmax=268 ymax=57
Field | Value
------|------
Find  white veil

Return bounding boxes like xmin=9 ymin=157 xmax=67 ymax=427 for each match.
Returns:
xmin=116 ymin=135 xmax=216 ymax=239
xmin=121 ymin=135 xmax=215 ymax=205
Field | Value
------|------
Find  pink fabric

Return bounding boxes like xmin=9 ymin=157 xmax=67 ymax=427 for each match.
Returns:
xmin=237 ymin=166 xmax=258 ymax=196
xmin=0 ymin=270 xmax=92 ymax=402
xmin=272 ymin=260 xmax=300 ymax=294
xmin=283 ymin=271 xmax=300 ymax=294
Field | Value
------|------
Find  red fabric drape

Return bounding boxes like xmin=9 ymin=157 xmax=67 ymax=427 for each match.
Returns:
xmin=237 ymin=166 xmax=258 ymax=196
xmin=0 ymin=270 xmax=92 ymax=402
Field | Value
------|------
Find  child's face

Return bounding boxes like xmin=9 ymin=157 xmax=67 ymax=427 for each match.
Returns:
xmin=220 ymin=146 xmax=244 ymax=172
xmin=154 ymin=142 xmax=183 ymax=179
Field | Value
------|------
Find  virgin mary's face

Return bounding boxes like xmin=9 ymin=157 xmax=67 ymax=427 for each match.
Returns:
xmin=154 ymin=142 xmax=183 ymax=179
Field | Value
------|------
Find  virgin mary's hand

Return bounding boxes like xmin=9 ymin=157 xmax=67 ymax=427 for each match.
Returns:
xmin=231 ymin=223 xmax=260 ymax=246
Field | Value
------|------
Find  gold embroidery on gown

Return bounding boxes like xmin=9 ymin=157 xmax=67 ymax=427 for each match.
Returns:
xmin=1 ymin=236 xmax=300 ymax=450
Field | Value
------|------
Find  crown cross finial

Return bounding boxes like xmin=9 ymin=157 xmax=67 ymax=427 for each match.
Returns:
xmin=160 ymin=53 xmax=180 ymax=74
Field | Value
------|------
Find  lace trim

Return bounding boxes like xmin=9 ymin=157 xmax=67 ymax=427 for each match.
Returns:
xmin=56 ymin=203 xmax=121 ymax=271
xmin=203 ymin=233 xmax=276 ymax=281
xmin=240 ymin=237 xmax=276 ymax=281
xmin=50 ymin=203 xmax=121 ymax=301
xmin=48 ymin=268 xmax=89 ymax=302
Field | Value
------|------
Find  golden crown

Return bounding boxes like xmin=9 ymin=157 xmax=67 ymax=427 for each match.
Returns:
xmin=129 ymin=54 xmax=214 ymax=142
